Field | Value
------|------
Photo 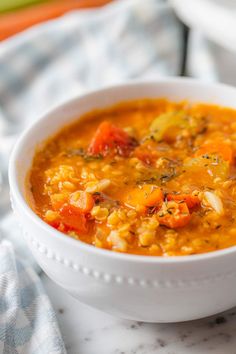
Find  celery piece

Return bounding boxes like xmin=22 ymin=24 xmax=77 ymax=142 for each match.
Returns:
xmin=0 ymin=0 xmax=46 ymax=13
xmin=150 ymin=111 xmax=188 ymax=142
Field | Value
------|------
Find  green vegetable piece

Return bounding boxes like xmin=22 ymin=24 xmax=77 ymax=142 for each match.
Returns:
xmin=0 ymin=0 xmax=45 ymax=13
xmin=150 ymin=111 xmax=188 ymax=142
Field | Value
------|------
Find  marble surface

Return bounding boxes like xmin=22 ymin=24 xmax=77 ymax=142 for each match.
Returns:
xmin=42 ymin=274 xmax=236 ymax=354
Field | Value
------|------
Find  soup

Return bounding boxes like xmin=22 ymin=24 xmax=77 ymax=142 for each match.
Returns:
xmin=29 ymin=99 xmax=236 ymax=256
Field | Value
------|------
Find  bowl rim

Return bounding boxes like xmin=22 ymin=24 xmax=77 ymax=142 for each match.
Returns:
xmin=9 ymin=77 xmax=236 ymax=264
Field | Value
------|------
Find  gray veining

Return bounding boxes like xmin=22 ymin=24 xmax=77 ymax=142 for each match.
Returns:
xmin=42 ymin=274 xmax=236 ymax=354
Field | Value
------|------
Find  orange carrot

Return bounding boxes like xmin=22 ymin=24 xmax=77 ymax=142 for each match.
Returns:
xmin=0 ymin=0 xmax=112 ymax=41
xmin=195 ymin=140 xmax=233 ymax=163
xmin=125 ymin=185 xmax=163 ymax=209
xmin=144 ymin=187 xmax=164 ymax=207
xmin=167 ymin=193 xmax=200 ymax=209
xmin=158 ymin=202 xmax=190 ymax=228
xmin=69 ymin=190 xmax=94 ymax=213
xmin=50 ymin=193 xmax=68 ymax=210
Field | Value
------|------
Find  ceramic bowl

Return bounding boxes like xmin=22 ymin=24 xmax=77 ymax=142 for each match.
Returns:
xmin=9 ymin=78 xmax=236 ymax=323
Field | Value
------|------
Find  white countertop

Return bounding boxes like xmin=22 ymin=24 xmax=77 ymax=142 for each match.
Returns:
xmin=42 ymin=274 xmax=236 ymax=354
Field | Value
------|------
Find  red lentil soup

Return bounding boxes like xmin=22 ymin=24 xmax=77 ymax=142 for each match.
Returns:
xmin=29 ymin=99 xmax=236 ymax=256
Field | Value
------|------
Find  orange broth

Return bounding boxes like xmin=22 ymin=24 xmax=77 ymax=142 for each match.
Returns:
xmin=29 ymin=99 xmax=236 ymax=256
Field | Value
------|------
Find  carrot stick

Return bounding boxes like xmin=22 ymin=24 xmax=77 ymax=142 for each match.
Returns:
xmin=0 ymin=0 xmax=112 ymax=41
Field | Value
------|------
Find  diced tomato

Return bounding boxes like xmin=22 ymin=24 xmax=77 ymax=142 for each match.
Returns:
xmin=59 ymin=204 xmax=88 ymax=233
xmin=158 ymin=202 xmax=190 ymax=228
xmin=134 ymin=146 xmax=159 ymax=165
xmin=47 ymin=219 xmax=61 ymax=229
xmin=88 ymin=121 xmax=137 ymax=157
xmin=167 ymin=193 xmax=200 ymax=209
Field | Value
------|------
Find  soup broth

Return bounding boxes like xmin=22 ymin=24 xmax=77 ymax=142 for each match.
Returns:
xmin=30 ymin=99 xmax=236 ymax=256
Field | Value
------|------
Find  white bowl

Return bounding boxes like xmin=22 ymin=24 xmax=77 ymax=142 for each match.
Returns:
xmin=9 ymin=78 xmax=236 ymax=323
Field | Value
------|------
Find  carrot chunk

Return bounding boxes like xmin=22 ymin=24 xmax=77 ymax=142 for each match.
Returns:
xmin=125 ymin=185 xmax=163 ymax=209
xmin=195 ymin=140 xmax=233 ymax=163
xmin=70 ymin=191 xmax=94 ymax=213
xmin=50 ymin=193 xmax=68 ymax=211
xmin=167 ymin=193 xmax=200 ymax=209
xmin=88 ymin=121 xmax=137 ymax=157
xmin=158 ymin=201 xmax=190 ymax=228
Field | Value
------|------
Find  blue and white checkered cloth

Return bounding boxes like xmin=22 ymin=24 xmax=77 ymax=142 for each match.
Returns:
xmin=0 ymin=241 xmax=66 ymax=354
xmin=0 ymin=0 xmax=182 ymax=352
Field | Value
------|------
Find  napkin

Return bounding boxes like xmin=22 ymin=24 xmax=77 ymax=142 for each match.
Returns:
xmin=0 ymin=0 xmax=182 ymax=352
xmin=0 ymin=240 xmax=66 ymax=353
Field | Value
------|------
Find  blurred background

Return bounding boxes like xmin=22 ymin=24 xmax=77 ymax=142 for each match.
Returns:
xmin=1 ymin=0 xmax=236 ymax=81
xmin=0 ymin=0 xmax=112 ymax=41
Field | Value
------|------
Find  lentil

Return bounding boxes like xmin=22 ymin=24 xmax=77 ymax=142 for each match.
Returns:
xmin=29 ymin=99 xmax=236 ymax=256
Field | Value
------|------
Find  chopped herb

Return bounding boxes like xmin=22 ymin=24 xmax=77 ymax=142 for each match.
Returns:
xmin=66 ymin=148 xmax=85 ymax=157
xmin=137 ymin=177 xmax=157 ymax=184
xmin=66 ymin=148 xmax=103 ymax=161
xmin=84 ymin=154 xmax=103 ymax=162
xmin=160 ymin=171 xmax=176 ymax=183
xmin=202 ymin=154 xmax=210 ymax=159
xmin=146 ymin=206 xmax=158 ymax=215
